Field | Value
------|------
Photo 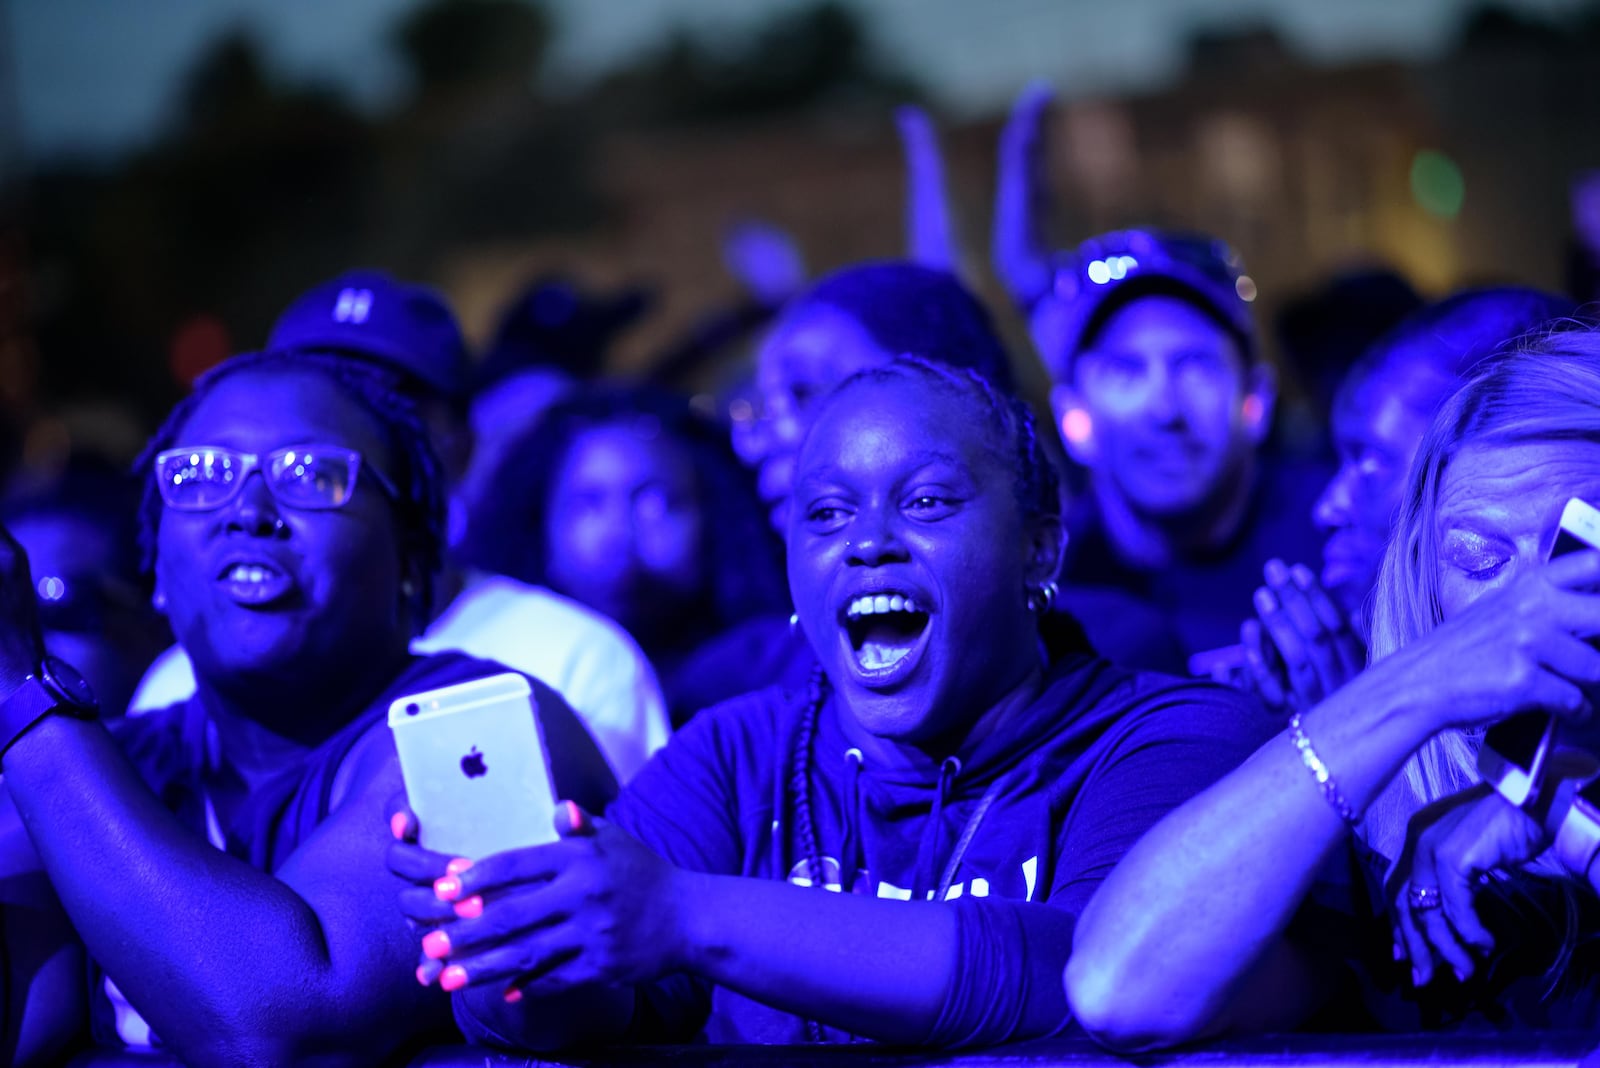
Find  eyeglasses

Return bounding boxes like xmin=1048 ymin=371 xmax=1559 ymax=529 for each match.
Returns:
xmin=154 ymin=445 xmax=401 ymax=513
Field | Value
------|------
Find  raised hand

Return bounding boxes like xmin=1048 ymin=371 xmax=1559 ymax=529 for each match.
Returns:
xmin=896 ymin=104 xmax=960 ymax=273
xmin=722 ymin=220 xmax=806 ymax=308
xmin=992 ymin=82 xmax=1056 ymax=311
xmin=1573 ymin=170 xmax=1600 ymax=257
xmin=1240 ymin=559 xmax=1366 ymax=714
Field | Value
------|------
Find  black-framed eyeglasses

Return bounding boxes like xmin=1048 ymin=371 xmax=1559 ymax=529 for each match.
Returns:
xmin=153 ymin=444 xmax=401 ymax=513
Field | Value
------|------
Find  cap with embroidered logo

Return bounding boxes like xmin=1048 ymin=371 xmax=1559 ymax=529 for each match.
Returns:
xmin=267 ymin=269 xmax=469 ymax=401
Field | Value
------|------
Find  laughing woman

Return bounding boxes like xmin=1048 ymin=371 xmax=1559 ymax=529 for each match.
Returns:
xmin=388 ymin=358 xmax=1271 ymax=1050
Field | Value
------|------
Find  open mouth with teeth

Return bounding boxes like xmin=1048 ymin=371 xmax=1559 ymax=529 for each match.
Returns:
xmin=840 ymin=592 xmax=933 ymax=686
xmin=217 ymin=560 xmax=295 ymax=607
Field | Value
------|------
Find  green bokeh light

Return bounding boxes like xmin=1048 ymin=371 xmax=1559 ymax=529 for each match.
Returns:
xmin=1411 ymin=150 xmax=1466 ymax=218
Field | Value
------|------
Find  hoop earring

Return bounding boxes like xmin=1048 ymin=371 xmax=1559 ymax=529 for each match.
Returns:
xmin=1027 ymin=580 xmax=1059 ymax=615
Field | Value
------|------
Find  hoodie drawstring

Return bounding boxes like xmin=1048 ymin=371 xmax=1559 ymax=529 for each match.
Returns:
xmin=840 ymin=748 xmax=864 ymax=892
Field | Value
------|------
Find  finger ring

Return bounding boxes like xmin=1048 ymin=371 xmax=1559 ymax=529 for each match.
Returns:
xmin=1407 ymin=885 xmax=1443 ymax=911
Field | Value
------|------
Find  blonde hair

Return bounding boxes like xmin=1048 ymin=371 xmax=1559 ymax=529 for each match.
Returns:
xmin=1362 ymin=327 xmax=1600 ymax=859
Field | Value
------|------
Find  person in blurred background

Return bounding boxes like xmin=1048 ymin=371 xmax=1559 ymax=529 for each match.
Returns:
xmin=2 ymin=457 xmax=171 ymax=717
xmin=1065 ymin=334 xmax=1600 ymax=1048
xmin=721 ymin=258 xmax=1182 ymax=690
xmin=130 ymin=270 xmax=670 ymax=781
xmin=1273 ymin=267 xmax=1424 ymax=451
xmin=465 ymin=385 xmax=787 ymax=726
xmin=1569 ymin=170 xmax=1600 ymax=306
xmin=1239 ymin=287 xmax=1578 ymax=714
xmin=994 ymin=88 xmax=1318 ymax=667
xmin=387 ymin=357 xmax=1266 ymax=1052
xmin=0 ymin=350 xmax=617 ymax=1064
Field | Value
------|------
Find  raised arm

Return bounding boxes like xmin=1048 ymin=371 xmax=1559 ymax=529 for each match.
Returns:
xmin=897 ymin=105 xmax=960 ymax=273
xmin=992 ymin=83 xmax=1057 ymax=313
xmin=1065 ymin=549 xmax=1600 ymax=1052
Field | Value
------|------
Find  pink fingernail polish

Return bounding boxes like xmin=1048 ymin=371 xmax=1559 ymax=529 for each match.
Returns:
xmin=416 ymin=964 xmax=435 ymax=987
xmin=454 ymin=895 xmax=484 ymax=919
xmin=390 ymin=812 xmax=409 ymax=840
xmin=434 ymin=875 xmax=462 ymax=902
xmin=503 ymin=986 xmax=524 ymax=1004
xmin=423 ymin=930 xmax=452 ymax=960
xmin=446 ymin=857 xmax=474 ymax=875
xmin=440 ymin=965 xmax=468 ymax=992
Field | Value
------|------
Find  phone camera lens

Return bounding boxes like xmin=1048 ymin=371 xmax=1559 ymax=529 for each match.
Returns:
xmin=405 ymin=702 xmax=420 ymax=717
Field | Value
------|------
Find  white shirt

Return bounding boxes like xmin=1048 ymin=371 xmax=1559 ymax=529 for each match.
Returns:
xmin=129 ymin=574 xmax=670 ymax=783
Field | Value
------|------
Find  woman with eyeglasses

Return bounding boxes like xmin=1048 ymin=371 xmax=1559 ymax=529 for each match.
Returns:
xmin=0 ymin=350 xmax=615 ymax=1065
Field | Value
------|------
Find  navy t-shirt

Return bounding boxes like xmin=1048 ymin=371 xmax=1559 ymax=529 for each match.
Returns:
xmin=94 ymin=651 xmax=616 ymax=1049
xmin=460 ymin=654 xmax=1268 ymax=1047
xmin=1063 ymin=455 xmax=1327 ymax=662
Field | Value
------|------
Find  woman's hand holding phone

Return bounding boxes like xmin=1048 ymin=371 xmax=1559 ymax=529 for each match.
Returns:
xmin=387 ymin=797 xmax=689 ymax=1003
xmin=1370 ymin=548 xmax=1600 ymax=736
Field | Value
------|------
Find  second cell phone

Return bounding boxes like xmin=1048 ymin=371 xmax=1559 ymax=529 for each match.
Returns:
xmin=1479 ymin=497 xmax=1600 ymax=807
xmin=389 ymin=671 xmax=560 ymax=860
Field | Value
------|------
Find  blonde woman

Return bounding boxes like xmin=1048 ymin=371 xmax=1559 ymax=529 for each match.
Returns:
xmin=1066 ymin=332 xmax=1600 ymax=1050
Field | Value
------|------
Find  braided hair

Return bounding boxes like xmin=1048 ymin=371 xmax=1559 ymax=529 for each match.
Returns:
xmin=134 ymin=350 xmax=449 ymax=629
xmin=818 ymin=355 xmax=1062 ymax=541
xmin=784 ymin=358 xmax=1075 ymax=1041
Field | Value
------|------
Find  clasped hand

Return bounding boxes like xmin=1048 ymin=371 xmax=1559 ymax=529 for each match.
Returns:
xmin=388 ymin=798 xmax=689 ymax=1002
xmin=1240 ymin=559 xmax=1366 ymax=714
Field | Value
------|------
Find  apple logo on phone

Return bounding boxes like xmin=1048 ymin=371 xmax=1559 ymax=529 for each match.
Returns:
xmin=460 ymin=747 xmax=488 ymax=779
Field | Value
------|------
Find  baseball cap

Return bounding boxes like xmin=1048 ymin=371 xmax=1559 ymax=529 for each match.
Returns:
xmin=267 ymin=270 xmax=470 ymax=401
xmin=1046 ymin=229 xmax=1260 ymax=370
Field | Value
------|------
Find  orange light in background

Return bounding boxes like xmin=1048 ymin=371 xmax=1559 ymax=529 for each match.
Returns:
xmin=169 ymin=315 xmax=231 ymax=387
xmin=1061 ymin=407 xmax=1093 ymax=446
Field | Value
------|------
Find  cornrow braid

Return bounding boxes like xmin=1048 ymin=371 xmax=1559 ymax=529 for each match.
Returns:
xmin=133 ymin=350 xmax=449 ymax=629
xmin=790 ymin=661 xmax=833 ymax=1044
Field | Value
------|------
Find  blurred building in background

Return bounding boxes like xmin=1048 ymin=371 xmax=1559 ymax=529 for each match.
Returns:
xmin=5 ymin=0 xmax=1600 ymax=470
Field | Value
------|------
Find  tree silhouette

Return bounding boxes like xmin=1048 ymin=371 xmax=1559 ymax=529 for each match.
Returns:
xmin=393 ymin=0 xmax=553 ymax=97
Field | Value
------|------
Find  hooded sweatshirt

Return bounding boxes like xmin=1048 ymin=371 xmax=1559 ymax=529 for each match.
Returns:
xmin=459 ymin=652 xmax=1269 ymax=1049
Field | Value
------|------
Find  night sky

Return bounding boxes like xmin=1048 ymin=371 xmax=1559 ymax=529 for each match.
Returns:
xmin=10 ymin=0 xmax=1593 ymax=163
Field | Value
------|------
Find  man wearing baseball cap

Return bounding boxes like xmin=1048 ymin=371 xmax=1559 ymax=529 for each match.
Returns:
xmin=1027 ymin=229 xmax=1320 ymax=664
xmin=130 ymin=270 xmax=670 ymax=781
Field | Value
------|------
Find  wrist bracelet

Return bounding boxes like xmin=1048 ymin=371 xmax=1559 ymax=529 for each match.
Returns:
xmin=1288 ymin=713 xmax=1360 ymax=826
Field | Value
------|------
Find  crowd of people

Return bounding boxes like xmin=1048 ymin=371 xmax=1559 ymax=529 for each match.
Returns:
xmin=0 ymin=88 xmax=1598 ymax=1066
